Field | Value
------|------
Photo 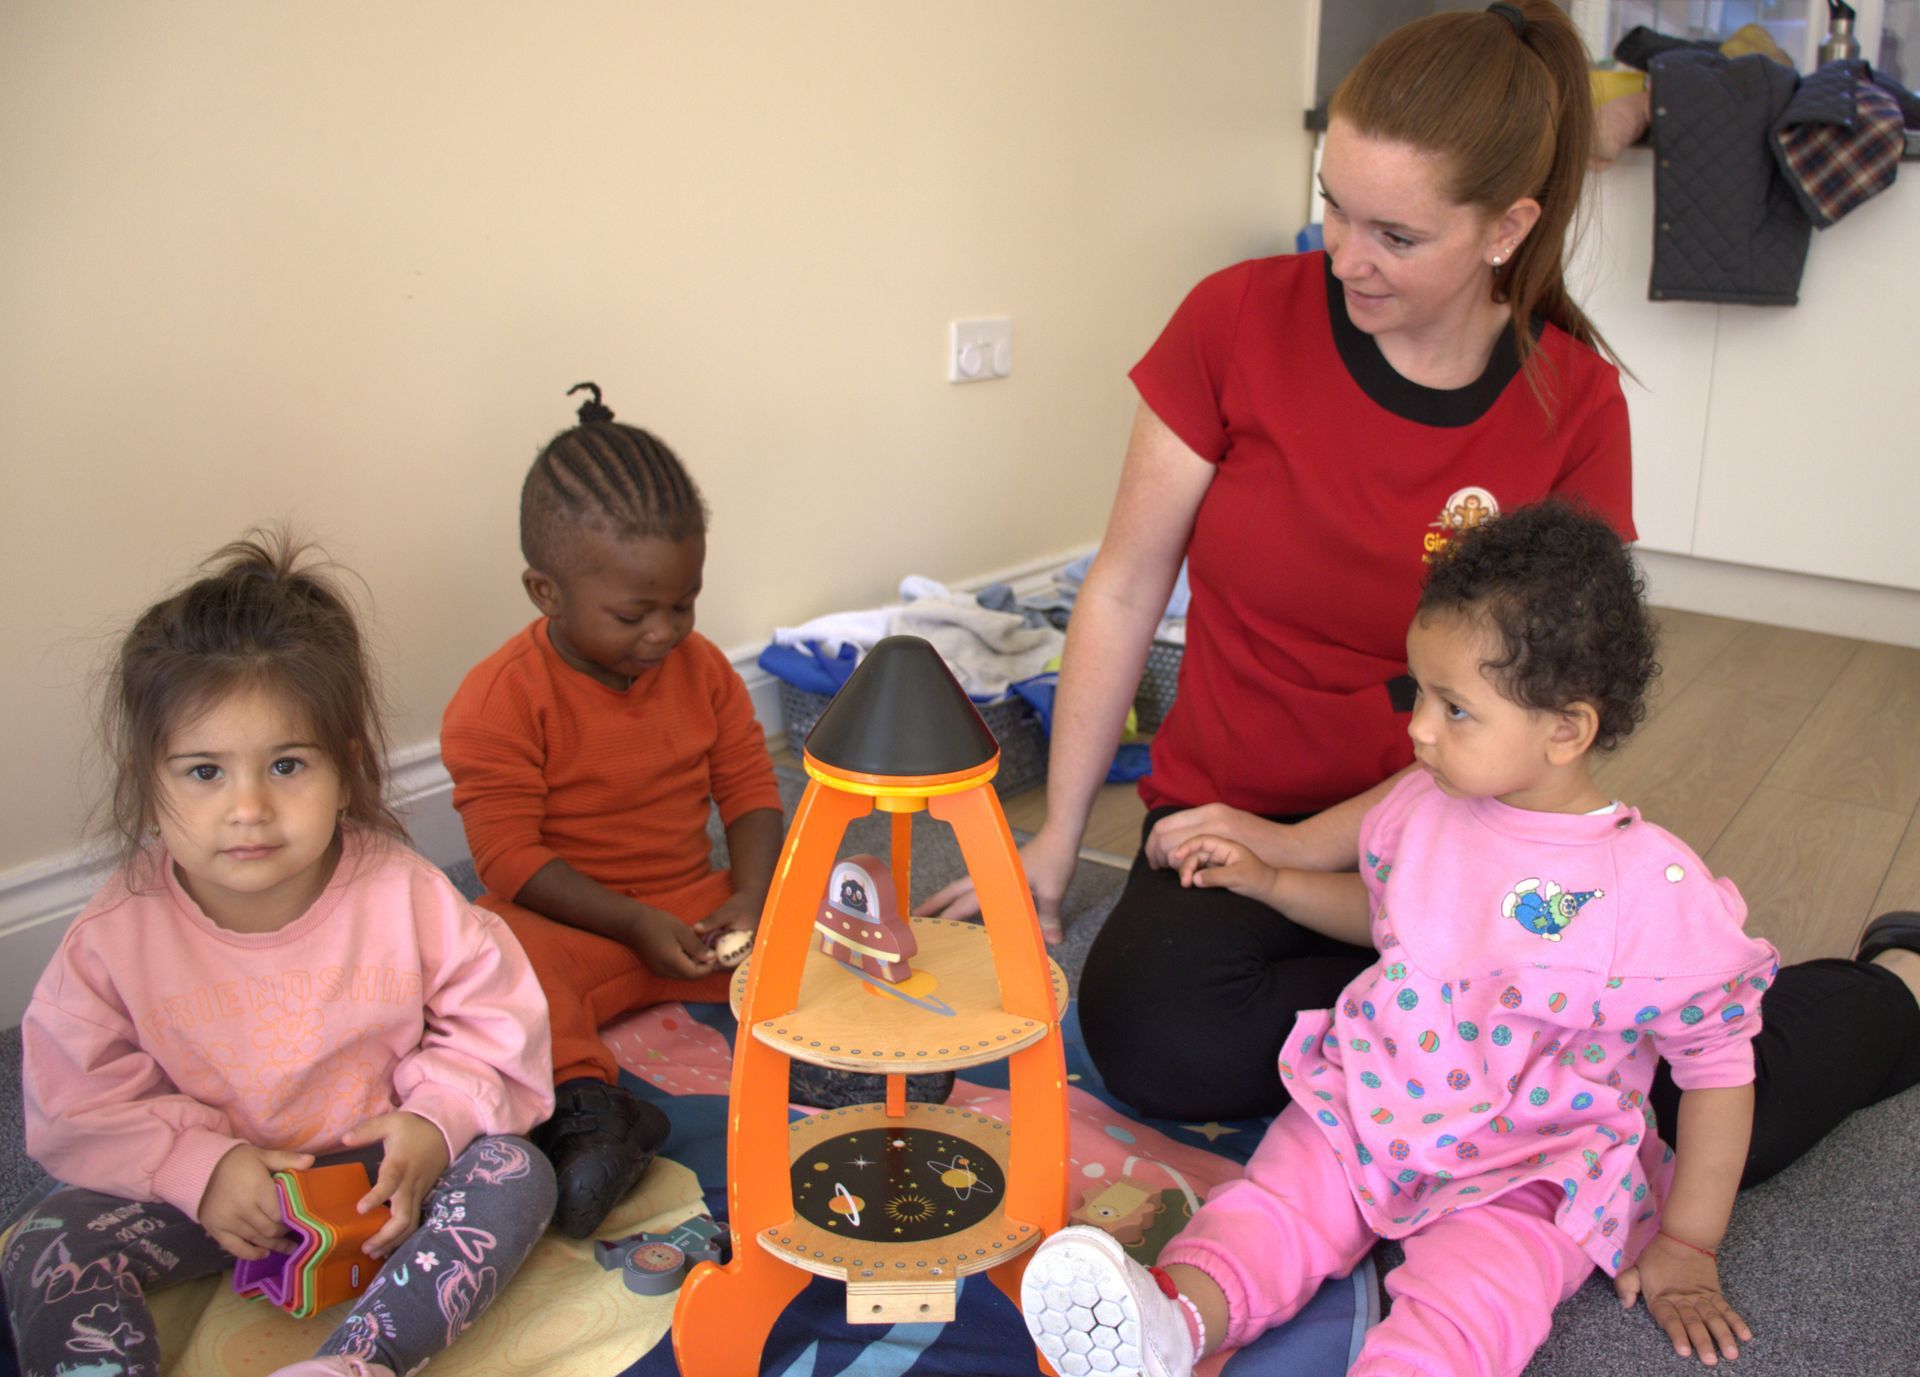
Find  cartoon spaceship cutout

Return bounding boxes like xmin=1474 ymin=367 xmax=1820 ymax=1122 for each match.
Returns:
xmin=815 ymin=854 xmax=918 ymax=983
xmin=1502 ymin=878 xmax=1604 ymax=942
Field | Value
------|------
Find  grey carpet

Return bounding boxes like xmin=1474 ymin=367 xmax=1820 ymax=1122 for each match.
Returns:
xmin=1522 ymin=1084 xmax=1920 ymax=1375
xmin=0 ymin=1025 xmax=31 ymax=1226
xmin=8 ymin=767 xmax=1917 ymax=1373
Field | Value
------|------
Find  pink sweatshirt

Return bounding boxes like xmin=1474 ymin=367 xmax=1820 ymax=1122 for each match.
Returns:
xmin=1284 ymin=772 xmax=1779 ymax=1275
xmin=23 ymin=831 xmax=555 ymax=1222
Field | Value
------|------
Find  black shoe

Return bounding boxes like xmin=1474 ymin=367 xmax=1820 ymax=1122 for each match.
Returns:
xmin=531 ymin=1078 xmax=671 ymax=1238
xmin=1858 ymin=911 xmax=1920 ymax=964
xmin=786 ymin=1062 xmax=956 ymax=1111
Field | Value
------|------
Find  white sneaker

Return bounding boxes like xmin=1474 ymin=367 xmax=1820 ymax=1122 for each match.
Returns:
xmin=1019 ymin=1225 xmax=1197 ymax=1377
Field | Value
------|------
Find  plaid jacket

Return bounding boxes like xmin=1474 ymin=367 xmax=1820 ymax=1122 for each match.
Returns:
xmin=1772 ymin=59 xmax=1905 ymax=229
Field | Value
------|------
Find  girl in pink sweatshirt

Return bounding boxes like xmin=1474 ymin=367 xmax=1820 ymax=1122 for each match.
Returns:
xmin=1021 ymin=502 xmax=1778 ymax=1377
xmin=7 ymin=533 xmax=557 ymax=1377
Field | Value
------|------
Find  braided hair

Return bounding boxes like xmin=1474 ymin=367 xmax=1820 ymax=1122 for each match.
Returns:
xmin=519 ymin=383 xmax=708 ymax=573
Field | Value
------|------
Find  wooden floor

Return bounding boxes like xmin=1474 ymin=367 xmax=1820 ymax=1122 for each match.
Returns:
xmin=996 ymin=608 xmax=1920 ymax=967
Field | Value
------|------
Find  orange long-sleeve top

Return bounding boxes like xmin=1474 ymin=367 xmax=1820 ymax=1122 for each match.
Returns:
xmin=441 ymin=620 xmax=782 ymax=916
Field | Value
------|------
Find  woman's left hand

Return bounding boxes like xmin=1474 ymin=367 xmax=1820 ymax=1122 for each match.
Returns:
xmin=1145 ymin=804 xmax=1291 ymax=870
xmin=1614 ymin=1233 xmax=1752 ymax=1366
xmin=341 ymin=1111 xmax=452 ymax=1258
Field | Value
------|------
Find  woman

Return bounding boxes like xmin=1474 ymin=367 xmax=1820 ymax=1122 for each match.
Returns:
xmin=926 ymin=0 xmax=1920 ymax=1185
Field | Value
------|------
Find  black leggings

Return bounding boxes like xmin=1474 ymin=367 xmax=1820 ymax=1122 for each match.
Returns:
xmin=1077 ymin=808 xmax=1920 ymax=1188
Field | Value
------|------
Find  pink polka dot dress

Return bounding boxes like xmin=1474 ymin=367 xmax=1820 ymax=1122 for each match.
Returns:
xmin=1283 ymin=772 xmax=1778 ymax=1274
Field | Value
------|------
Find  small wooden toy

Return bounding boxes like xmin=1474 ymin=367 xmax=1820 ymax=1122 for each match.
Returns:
xmin=595 ymin=1214 xmax=727 ymax=1295
xmin=231 ymin=1163 xmax=383 ymax=1318
xmin=709 ymin=928 xmax=754 ymax=968
xmin=814 ymin=854 xmax=917 ymax=983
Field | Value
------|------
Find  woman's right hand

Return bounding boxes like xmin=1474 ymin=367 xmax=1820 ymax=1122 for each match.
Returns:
xmin=200 ymin=1142 xmax=313 ymax=1260
xmin=918 ymin=823 xmax=1079 ymax=943
xmin=1145 ymin=803 xmax=1293 ymax=871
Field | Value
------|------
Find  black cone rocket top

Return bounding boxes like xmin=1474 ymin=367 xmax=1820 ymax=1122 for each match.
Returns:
xmin=802 ymin=635 xmax=999 ymax=779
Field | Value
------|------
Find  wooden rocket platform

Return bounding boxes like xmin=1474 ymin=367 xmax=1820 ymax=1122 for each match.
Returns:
xmin=730 ymin=916 xmax=1069 ymax=1074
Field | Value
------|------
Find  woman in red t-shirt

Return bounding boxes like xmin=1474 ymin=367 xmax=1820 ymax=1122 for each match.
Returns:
xmin=927 ymin=1 xmax=1920 ymax=1189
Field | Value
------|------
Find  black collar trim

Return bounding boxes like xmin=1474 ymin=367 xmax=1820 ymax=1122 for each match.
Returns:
xmin=1322 ymin=253 xmax=1533 ymax=429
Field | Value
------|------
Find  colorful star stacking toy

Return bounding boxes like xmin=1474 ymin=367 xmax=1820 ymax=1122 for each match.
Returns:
xmin=672 ymin=636 xmax=1069 ymax=1374
xmin=231 ymin=1162 xmax=384 ymax=1318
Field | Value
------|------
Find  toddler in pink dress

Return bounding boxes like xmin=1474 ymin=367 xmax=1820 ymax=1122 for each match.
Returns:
xmin=1022 ymin=501 xmax=1776 ymax=1376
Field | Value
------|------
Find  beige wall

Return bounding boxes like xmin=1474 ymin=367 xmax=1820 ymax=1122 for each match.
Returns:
xmin=1 ymin=2 xmax=1313 ymax=874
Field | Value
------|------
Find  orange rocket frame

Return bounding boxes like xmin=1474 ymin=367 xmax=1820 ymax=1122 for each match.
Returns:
xmin=671 ymin=636 xmax=1069 ymax=1374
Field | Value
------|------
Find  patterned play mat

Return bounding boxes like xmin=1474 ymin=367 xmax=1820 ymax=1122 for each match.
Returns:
xmin=0 ymin=999 xmax=1376 ymax=1376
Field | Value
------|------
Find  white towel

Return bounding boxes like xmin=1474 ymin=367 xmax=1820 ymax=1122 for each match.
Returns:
xmin=771 ymin=606 xmax=897 ymax=657
xmin=892 ymin=593 xmax=1065 ymax=699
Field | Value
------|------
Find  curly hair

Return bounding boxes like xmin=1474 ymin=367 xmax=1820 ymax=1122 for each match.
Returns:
xmin=1417 ymin=500 xmax=1657 ymax=752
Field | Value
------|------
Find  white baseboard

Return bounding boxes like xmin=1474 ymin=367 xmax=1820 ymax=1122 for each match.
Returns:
xmin=0 ymin=849 xmax=114 ymax=1043
xmin=1638 ymin=549 xmax=1920 ymax=649
xmin=1 ymin=545 xmax=1092 ymax=1030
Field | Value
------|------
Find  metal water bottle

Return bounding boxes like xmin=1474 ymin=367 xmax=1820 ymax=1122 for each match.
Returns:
xmin=1819 ymin=0 xmax=1861 ymax=63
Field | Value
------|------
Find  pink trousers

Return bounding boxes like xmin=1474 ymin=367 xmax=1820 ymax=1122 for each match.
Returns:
xmin=1159 ymin=1104 xmax=1593 ymax=1377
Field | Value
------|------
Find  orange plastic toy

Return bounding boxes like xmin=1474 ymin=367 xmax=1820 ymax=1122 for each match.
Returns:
xmin=672 ymin=635 xmax=1069 ymax=1374
xmin=232 ymin=1162 xmax=384 ymax=1318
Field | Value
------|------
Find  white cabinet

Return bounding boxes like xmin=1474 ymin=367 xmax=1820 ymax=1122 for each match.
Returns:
xmin=1695 ymin=189 xmax=1920 ymax=590
xmin=1571 ymin=150 xmax=1719 ymax=558
xmin=1577 ymin=149 xmax=1920 ymax=593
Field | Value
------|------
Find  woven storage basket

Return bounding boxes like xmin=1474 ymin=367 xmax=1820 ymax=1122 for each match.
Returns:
xmin=777 ymin=680 xmax=1049 ymax=797
xmin=1131 ymin=638 xmax=1184 ymax=734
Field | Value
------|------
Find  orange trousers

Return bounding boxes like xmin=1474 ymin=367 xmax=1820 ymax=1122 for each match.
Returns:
xmin=482 ymin=874 xmax=736 ymax=1086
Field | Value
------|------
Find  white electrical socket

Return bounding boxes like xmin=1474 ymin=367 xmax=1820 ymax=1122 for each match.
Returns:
xmin=949 ymin=318 xmax=1012 ymax=383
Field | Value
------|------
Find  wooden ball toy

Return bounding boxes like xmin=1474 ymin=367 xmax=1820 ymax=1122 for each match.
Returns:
xmin=710 ymin=929 xmax=754 ymax=968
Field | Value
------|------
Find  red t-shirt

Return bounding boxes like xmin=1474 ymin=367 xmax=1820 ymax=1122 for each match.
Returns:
xmin=1131 ymin=252 xmax=1633 ymax=817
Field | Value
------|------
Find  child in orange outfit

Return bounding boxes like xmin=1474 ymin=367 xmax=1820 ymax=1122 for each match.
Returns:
xmin=442 ymin=384 xmax=784 ymax=1237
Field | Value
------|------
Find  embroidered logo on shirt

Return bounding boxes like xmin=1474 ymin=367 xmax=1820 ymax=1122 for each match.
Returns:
xmin=1423 ymin=486 xmax=1500 ymax=561
xmin=1501 ymin=878 xmax=1603 ymax=942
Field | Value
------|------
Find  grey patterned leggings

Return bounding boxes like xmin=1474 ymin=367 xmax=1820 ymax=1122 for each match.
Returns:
xmin=3 ymin=1134 xmax=555 ymax=1377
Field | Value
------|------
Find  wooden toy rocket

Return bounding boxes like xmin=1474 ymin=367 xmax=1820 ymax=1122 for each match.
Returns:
xmin=671 ymin=636 xmax=1069 ymax=1374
